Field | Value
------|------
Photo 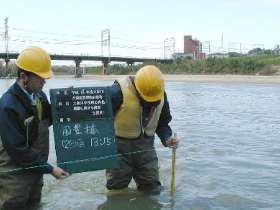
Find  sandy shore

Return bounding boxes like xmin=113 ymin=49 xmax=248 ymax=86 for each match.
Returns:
xmin=54 ymin=74 xmax=280 ymax=85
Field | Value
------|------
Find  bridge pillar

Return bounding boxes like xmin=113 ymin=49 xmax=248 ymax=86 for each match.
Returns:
xmin=126 ymin=61 xmax=134 ymax=72
xmin=5 ymin=58 xmax=10 ymax=77
xmin=74 ymin=59 xmax=82 ymax=78
xmin=102 ymin=60 xmax=109 ymax=75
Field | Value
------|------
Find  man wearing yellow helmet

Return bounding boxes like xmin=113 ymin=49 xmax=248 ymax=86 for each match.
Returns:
xmin=106 ymin=65 xmax=178 ymax=195
xmin=0 ymin=46 xmax=69 ymax=210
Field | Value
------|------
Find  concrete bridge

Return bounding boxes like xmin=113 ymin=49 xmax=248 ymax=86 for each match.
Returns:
xmin=0 ymin=52 xmax=172 ymax=77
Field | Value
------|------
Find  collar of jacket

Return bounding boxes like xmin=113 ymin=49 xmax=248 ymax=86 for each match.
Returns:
xmin=18 ymin=82 xmax=36 ymax=103
xmin=8 ymin=82 xmax=35 ymax=114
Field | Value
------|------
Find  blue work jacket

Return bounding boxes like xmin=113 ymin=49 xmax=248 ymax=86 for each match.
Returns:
xmin=0 ymin=82 xmax=53 ymax=174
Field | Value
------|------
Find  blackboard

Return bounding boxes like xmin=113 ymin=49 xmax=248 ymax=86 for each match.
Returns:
xmin=50 ymin=86 xmax=119 ymax=174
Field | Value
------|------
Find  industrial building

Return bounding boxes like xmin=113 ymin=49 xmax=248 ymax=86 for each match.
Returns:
xmin=172 ymin=35 xmax=205 ymax=60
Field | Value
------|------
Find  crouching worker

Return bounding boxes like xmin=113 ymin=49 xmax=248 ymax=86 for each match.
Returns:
xmin=0 ymin=46 xmax=70 ymax=210
xmin=106 ymin=65 xmax=179 ymax=195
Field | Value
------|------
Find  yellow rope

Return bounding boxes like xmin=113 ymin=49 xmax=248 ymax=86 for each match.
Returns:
xmin=170 ymin=133 xmax=177 ymax=195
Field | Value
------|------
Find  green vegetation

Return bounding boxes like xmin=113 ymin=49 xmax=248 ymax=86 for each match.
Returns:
xmin=52 ymin=65 xmax=75 ymax=74
xmin=101 ymin=55 xmax=280 ymax=76
xmin=1 ymin=54 xmax=280 ymax=77
xmin=157 ymin=55 xmax=280 ymax=75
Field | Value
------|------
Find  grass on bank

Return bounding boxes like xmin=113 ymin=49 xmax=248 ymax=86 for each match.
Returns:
xmin=85 ymin=55 xmax=280 ymax=76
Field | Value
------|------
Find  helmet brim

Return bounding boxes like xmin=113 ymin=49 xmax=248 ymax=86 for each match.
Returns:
xmin=35 ymin=69 xmax=54 ymax=79
xmin=139 ymin=89 xmax=164 ymax=102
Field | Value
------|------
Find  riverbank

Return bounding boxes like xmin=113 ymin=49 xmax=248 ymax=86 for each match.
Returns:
xmin=53 ymin=74 xmax=280 ymax=85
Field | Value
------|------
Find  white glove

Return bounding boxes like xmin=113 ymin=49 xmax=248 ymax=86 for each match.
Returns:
xmin=165 ymin=135 xmax=179 ymax=148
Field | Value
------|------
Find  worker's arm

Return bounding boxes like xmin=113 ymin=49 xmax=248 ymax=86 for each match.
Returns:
xmin=110 ymin=81 xmax=123 ymax=114
xmin=156 ymin=92 xmax=173 ymax=146
xmin=0 ymin=106 xmax=54 ymax=174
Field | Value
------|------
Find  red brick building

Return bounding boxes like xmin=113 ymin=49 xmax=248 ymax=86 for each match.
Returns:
xmin=184 ymin=35 xmax=202 ymax=59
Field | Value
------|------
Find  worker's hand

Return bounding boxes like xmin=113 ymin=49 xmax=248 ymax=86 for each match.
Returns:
xmin=51 ymin=167 xmax=70 ymax=180
xmin=166 ymin=136 xmax=179 ymax=149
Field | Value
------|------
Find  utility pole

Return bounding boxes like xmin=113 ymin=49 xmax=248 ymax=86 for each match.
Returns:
xmin=101 ymin=29 xmax=111 ymax=75
xmin=4 ymin=17 xmax=10 ymax=75
xmin=101 ymin=29 xmax=111 ymax=59
xmin=231 ymin=42 xmax=242 ymax=55
xmin=164 ymin=37 xmax=175 ymax=59
xmin=204 ymin=41 xmax=211 ymax=56
xmin=220 ymin=34 xmax=224 ymax=54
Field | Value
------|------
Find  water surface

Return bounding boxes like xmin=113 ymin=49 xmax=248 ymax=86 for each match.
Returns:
xmin=1 ymin=78 xmax=279 ymax=210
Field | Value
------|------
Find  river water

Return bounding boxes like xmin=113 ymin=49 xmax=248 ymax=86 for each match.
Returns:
xmin=0 ymin=78 xmax=280 ymax=210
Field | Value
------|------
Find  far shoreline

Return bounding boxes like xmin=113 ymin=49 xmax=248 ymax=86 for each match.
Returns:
xmin=53 ymin=74 xmax=280 ymax=85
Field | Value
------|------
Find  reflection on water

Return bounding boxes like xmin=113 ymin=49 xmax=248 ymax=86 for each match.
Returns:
xmin=1 ymin=78 xmax=280 ymax=210
xmin=98 ymin=192 xmax=164 ymax=210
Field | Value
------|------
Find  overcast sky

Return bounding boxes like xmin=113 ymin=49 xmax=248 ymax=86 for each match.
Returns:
xmin=1 ymin=0 xmax=279 ymax=64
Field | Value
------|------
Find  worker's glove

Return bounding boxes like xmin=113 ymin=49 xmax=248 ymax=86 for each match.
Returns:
xmin=166 ymin=136 xmax=179 ymax=148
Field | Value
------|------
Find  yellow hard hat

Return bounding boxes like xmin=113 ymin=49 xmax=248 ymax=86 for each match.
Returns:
xmin=135 ymin=65 xmax=164 ymax=102
xmin=16 ymin=46 xmax=54 ymax=79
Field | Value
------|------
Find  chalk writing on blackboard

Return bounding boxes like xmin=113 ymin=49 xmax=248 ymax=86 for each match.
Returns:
xmin=61 ymin=123 xmax=99 ymax=136
xmin=54 ymin=87 xmax=108 ymax=123
xmin=90 ymin=137 xmax=115 ymax=147
xmin=62 ymin=139 xmax=85 ymax=149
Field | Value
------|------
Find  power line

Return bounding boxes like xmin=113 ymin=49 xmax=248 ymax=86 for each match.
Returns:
xmin=11 ymin=27 xmax=100 ymax=38
xmin=112 ymin=36 xmax=162 ymax=45
xmin=3 ymin=18 xmax=275 ymax=57
xmin=11 ymin=34 xmax=101 ymax=44
xmin=111 ymin=42 xmax=163 ymax=50
xmin=9 ymin=38 xmax=101 ymax=46
xmin=8 ymin=35 xmax=163 ymax=51
xmin=4 ymin=20 xmax=166 ymax=56
xmin=10 ymin=17 xmax=102 ymax=32
xmin=8 ymin=24 xmax=163 ymax=52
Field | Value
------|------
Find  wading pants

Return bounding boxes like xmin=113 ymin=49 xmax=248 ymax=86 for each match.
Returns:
xmin=106 ymin=135 xmax=162 ymax=194
xmin=0 ymin=119 xmax=50 ymax=210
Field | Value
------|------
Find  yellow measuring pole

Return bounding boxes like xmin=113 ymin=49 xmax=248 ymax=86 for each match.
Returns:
xmin=170 ymin=133 xmax=177 ymax=195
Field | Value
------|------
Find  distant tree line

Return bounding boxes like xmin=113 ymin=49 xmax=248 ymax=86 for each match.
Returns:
xmin=159 ymin=57 xmax=275 ymax=75
xmin=247 ymin=47 xmax=280 ymax=55
xmin=82 ymin=55 xmax=280 ymax=76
